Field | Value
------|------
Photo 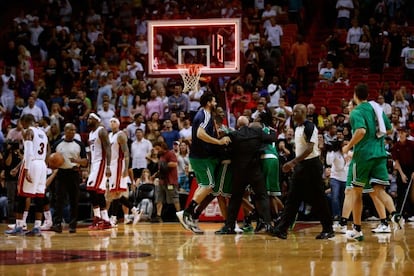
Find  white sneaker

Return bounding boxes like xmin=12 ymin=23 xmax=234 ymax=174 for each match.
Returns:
xmin=345 ymin=229 xmax=364 ymax=241
xmin=190 ymin=219 xmax=204 ymax=234
xmin=234 ymin=223 xmax=243 ymax=234
xmin=131 ymin=207 xmax=141 ymax=225
xmin=176 ymin=210 xmax=193 ymax=231
xmin=109 ymin=216 xmax=118 ymax=227
xmin=366 ymin=216 xmax=380 ymax=221
xmin=333 ymin=224 xmax=348 ymax=234
xmin=8 ymin=224 xmax=28 ymax=231
xmin=133 ymin=212 xmax=141 ymax=225
xmin=407 ymin=216 xmax=414 ymax=222
xmin=371 ymin=223 xmax=391 ymax=233
xmin=40 ymin=220 xmax=53 ymax=231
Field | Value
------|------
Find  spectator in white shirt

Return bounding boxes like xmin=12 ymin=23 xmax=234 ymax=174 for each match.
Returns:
xmin=97 ymin=100 xmax=116 ymax=130
xmin=21 ymin=96 xmax=43 ymax=122
xmin=319 ymin=60 xmax=336 ymax=84
xmin=126 ymin=113 xmax=146 ymax=142
xmin=179 ymin=117 xmax=192 ymax=143
xmin=376 ymin=95 xmax=392 ymax=118
xmin=127 ymin=54 xmax=144 ymax=80
xmin=130 ymin=128 xmax=153 ymax=180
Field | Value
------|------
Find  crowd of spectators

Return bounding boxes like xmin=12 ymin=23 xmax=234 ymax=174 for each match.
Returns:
xmin=0 ymin=0 xmax=413 ymax=222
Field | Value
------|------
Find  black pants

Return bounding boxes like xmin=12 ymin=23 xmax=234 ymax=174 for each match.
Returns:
xmin=277 ymin=157 xmax=333 ymax=232
xmin=6 ymin=179 xmax=17 ymax=221
xmin=53 ymin=169 xmax=80 ymax=228
xmin=225 ymin=163 xmax=270 ymax=228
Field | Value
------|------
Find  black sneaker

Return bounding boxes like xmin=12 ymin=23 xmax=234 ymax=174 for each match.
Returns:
xmin=315 ymin=231 xmax=335 ymax=240
xmin=215 ymin=225 xmax=236 ymax=235
xmin=51 ymin=224 xmax=63 ymax=233
xmin=272 ymin=227 xmax=287 ymax=239
xmin=254 ymin=220 xmax=266 ymax=233
xmin=69 ymin=228 xmax=76 ymax=234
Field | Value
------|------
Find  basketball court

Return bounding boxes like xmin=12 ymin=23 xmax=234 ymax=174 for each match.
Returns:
xmin=1 ymin=222 xmax=414 ymax=274
xmin=2 ymin=18 xmax=414 ymax=275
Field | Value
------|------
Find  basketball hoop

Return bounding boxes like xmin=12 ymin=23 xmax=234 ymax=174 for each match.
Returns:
xmin=177 ymin=64 xmax=203 ymax=93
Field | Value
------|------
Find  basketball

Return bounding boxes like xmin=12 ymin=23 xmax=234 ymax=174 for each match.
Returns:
xmin=48 ymin=152 xmax=65 ymax=169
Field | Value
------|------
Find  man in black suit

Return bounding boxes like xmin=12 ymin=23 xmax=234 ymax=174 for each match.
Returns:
xmin=215 ymin=116 xmax=278 ymax=234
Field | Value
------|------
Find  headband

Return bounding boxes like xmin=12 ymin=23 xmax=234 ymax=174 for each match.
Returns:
xmin=109 ymin=117 xmax=120 ymax=126
xmin=89 ymin=113 xmax=101 ymax=122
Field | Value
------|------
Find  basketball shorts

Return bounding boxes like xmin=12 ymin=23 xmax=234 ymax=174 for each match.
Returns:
xmin=18 ymin=160 xmax=47 ymax=197
xmin=346 ymin=157 xmax=389 ymax=193
xmin=212 ymin=160 xmax=232 ymax=198
xmin=261 ymin=154 xmax=281 ymax=196
xmin=189 ymin=157 xmax=219 ymax=188
xmin=87 ymin=160 xmax=109 ymax=194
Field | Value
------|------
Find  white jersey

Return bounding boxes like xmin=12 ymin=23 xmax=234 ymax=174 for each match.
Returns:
xmin=109 ymin=131 xmax=123 ymax=162
xmin=30 ymin=126 xmax=48 ymax=161
xmin=108 ymin=130 xmax=130 ymax=193
xmin=18 ymin=126 xmax=48 ymax=197
xmin=89 ymin=126 xmax=105 ymax=163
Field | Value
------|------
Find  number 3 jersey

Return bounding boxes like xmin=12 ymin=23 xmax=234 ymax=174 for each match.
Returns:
xmin=29 ymin=126 xmax=48 ymax=161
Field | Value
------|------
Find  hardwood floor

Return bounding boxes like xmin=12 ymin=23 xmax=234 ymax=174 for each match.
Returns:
xmin=1 ymin=221 xmax=413 ymax=275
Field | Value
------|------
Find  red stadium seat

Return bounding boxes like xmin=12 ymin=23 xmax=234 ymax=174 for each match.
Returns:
xmin=310 ymin=97 xmax=326 ymax=107
xmin=327 ymin=105 xmax=343 ymax=115
xmin=326 ymin=97 xmax=343 ymax=107
xmin=367 ymin=73 xmax=381 ymax=81
xmin=397 ymin=81 xmax=413 ymax=89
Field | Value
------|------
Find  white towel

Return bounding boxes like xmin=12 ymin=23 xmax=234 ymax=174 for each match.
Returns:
xmin=369 ymin=101 xmax=386 ymax=138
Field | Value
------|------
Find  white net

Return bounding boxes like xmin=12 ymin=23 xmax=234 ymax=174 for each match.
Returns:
xmin=177 ymin=64 xmax=203 ymax=93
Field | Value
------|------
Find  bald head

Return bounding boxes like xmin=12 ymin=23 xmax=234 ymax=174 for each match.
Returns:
xmin=293 ymin=104 xmax=307 ymax=124
xmin=237 ymin=116 xmax=249 ymax=128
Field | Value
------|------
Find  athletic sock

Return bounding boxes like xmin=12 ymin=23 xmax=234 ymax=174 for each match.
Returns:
xmin=380 ymin=219 xmax=388 ymax=226
xmin=101 ymin=210 xmax=109 ymax=221
xmin=34 ymin=220 xmax=42 ymax=228
xmin=16 ymin=219 xmax=24 ymax=228
xmin=44 ymin=210 xmax=52 ymax=222
xmin=354 ymin=224 xmax=361 ymax=232
xmin=93 ymin=208 xmax=101 ymax=218
xmin=22 ymin=211 xmax=28 ymax=223
xmin=193 ymin=208 xmax=202 ymax=220
xmin=186 ymin=200 xmax=198 ymax=215
xmin=340 ymin=217 xmax=348 ymax=226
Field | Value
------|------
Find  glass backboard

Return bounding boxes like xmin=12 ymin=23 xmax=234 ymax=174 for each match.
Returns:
xmin=147 ymin=18 xmax=241 ymax=76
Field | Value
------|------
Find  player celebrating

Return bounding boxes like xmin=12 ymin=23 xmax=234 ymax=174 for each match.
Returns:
xmin=176 ymin=92 xmax=231 ymax=233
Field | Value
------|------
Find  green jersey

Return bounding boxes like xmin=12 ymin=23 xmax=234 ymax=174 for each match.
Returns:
xmin=350 ymin=102 xmax=391 ymax=160
xmin=262 ymin=126 xmax=278 ymax=156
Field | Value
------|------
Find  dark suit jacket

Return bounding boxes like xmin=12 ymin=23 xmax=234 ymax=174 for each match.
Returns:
xmin=228 ymin=126 xmax=278 ymax=169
